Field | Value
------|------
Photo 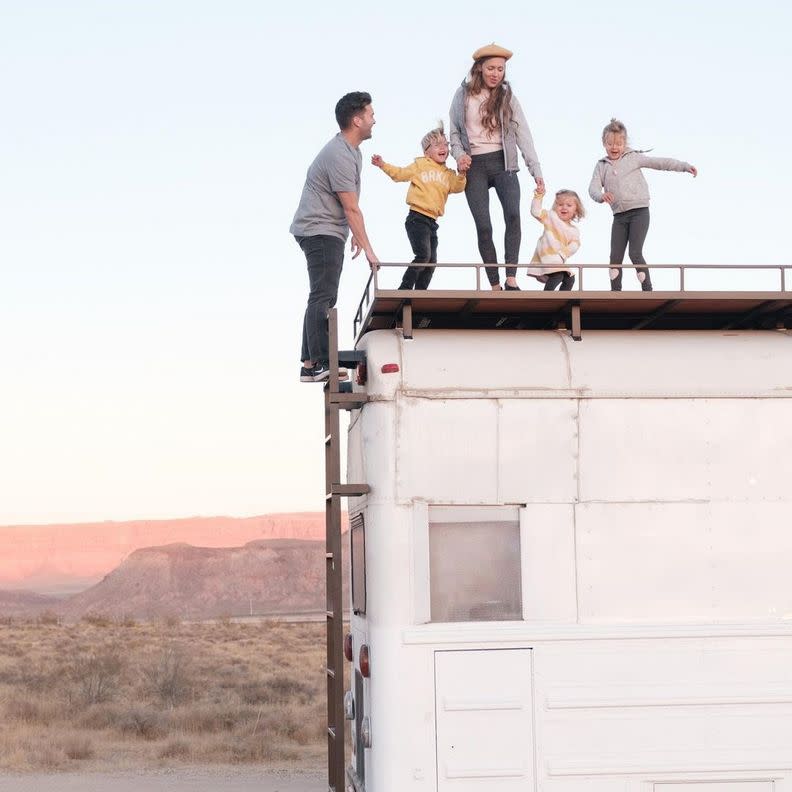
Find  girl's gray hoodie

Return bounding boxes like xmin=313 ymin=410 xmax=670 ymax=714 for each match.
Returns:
xmin=449 ymin=82 xmax=542 ymax=179
xmin=589 ymin=149 xmax=692 ymax=215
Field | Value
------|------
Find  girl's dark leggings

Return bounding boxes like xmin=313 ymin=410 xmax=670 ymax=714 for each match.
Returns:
xmin=464 ymin=151 xmax=521 ymax=286
xmin=544 ymin=271 xmax=575 ymax=291
xmin=609 ymin=206 xmax=652 ymax=291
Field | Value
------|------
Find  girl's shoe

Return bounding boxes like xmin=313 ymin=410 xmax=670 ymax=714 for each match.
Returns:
xmin=504 ymin=282 xmax=521 ymax=291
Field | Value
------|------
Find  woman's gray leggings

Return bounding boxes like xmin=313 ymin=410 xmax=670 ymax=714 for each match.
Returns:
xmin=464 ymin=151 xmax=521 ymax=286
xmin=609 ymin=206 xmax=652 ymax=291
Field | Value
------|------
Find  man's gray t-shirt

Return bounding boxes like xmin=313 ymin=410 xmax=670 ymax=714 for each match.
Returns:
xmin=290 ymin=133 xmax=361 ymax=241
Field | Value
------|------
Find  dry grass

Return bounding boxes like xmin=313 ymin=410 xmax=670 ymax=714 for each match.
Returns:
xmin=0 ymin=619 xmax=330 ymax=772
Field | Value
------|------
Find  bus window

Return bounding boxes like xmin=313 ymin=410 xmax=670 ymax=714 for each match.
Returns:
xmin=428 ymin=506 xmax=521 ymax=622
xmin=351 ymin=513 xmax=366 ymax=615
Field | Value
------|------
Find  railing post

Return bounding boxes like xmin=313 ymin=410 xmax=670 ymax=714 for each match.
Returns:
xmin=680 ymin=265 xmax=685 ymax=292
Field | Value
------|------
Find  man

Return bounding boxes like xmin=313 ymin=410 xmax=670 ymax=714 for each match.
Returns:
xmin=290 ymin=92 xmax=379 ymax=383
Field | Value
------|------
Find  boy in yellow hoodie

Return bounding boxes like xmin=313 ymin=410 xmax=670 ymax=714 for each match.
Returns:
xmin=372 ymin=123 xmax=467 ymax=289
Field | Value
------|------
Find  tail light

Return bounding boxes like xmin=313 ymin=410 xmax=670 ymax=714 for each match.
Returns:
xmin=359 ymin=644 xmax=371 ymax=678
xmin=344 ymin=632 xmax=353 ymax=662
xmin=381 ymin=363 xmax=399 ymax=374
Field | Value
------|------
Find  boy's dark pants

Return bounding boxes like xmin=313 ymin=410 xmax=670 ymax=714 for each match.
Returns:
xmin=400 ymin=210 xmax=438 ymax=290
xmin=544 ymin=272 xmax=575 ymax=291
xmin=296 ymin=234 xmax=344 ymax=363
xmin=609 ymin=207 xmax=652 ymax=291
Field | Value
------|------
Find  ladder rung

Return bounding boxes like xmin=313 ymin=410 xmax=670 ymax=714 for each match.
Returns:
xmin=326 ymin=667 xmax=336 ymax=678
xmin=337 ymin=350 xmax=366 ymax=368
xmin=330 ymin=483 xmax=370 ymax=497
xmin=325 ymin=434 xmax=332 ymax=445
xmin=326 ymin=552 xmax=334 ymax=559
xmin=329 ymin=392 xmax=369 ymax=408
xmin=326 ymin=610 xmax=334 ymax=619
xmin=327 ymin=726 xmax=336 ymax=739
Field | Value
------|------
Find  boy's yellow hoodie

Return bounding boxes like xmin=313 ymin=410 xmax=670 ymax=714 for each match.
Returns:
xmin=380 ymin=157 xmax=466 ymax=220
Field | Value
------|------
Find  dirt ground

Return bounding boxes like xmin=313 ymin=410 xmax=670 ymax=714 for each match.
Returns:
xmin=0 ymin=767 xmax=326 ymax=792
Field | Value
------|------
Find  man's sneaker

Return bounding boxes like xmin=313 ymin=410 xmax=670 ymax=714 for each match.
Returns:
xmin=299 ymin=363 xmax=349 ymax=383
xmin=310 ymin=363 xmax=331 ymax=382
xmin=318 ymin=362 xmax=348 ymax=380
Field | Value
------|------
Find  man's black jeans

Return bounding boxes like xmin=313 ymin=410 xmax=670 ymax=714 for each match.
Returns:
xmin=400 ymin=210 xmax=438 ymax=290
xmin=296 ymin=234 xmax=344 ymax=363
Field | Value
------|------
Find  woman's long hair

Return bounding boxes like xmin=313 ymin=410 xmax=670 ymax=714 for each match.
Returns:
xmin=465 ymin=58 xmax=513 ymax=133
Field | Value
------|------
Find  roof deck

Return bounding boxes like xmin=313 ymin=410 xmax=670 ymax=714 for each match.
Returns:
xmin=353 ymin=263 xmax=792 ymax=341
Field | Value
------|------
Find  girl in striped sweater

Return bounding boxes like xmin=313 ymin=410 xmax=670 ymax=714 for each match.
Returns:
xmin=526 ymin=188 xmax=584 ymax=290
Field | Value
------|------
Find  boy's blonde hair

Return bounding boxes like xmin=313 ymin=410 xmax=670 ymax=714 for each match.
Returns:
xmin=421 ymin=121 xmax=446 ymax=151
xmin=602 ymin=117 xmax=627 ymax=144
xmin=554 ymin=189 xmax=585 ymax=221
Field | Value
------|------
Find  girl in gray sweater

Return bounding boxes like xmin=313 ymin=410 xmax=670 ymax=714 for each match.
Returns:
xmin=589 ymin=119 xmax=697 ymax=291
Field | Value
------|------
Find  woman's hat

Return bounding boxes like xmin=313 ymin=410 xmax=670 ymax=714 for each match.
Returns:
xmin=472 ymin=43 xmax=512 ymax=61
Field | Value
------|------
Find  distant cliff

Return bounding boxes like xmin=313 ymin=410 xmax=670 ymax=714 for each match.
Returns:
xmin=0 ymin=512 xmax=330 ymax=593
xmin=55 ymin=538 xmax=346 ymax=621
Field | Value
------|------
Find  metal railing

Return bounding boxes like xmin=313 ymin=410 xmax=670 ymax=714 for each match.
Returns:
xmin=352 ymin=262 xmax=791 ymax=337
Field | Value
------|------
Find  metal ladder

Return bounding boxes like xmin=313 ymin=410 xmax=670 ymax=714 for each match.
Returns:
xmin=324 ymin=308 xmax=368 ymax=792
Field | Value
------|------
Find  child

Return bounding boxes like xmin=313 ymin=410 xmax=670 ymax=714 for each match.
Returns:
xmin=372 ymin=123 xmax=467 ymax=290
xmin=589 ymin=118 xmax=697 ymax=291
xmin=526 ymin=187 xmax=584 ymax=291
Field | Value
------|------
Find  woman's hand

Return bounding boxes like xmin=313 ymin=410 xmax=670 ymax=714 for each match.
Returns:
xmin=602 ymin=191 xmax=615 ymax=204
xmin=456 ymin=154 xmax=472 ymax=172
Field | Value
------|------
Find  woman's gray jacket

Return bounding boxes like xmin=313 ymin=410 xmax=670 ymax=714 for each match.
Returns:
xmin=449 ymin=82 xmax=542 ymax=180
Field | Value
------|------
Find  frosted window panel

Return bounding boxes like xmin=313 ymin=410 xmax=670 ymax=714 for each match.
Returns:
xmin=429 ymin=511 xmax=521 ymax=622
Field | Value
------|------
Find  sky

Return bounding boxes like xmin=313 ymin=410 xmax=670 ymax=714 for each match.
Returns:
xmin=0 ymin=0 xmax=790 ymax=525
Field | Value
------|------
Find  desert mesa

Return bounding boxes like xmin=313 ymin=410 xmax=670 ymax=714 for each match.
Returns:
xmin=0 ymin=512 xmax=330 ymax=594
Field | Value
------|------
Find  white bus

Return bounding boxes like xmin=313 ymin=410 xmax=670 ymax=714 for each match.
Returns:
xmin=336 ymin=281 xmax=792 ymax=792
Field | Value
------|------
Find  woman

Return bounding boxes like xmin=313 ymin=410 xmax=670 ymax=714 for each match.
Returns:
xmin=450 ymin=43 xmax=544 ymax=290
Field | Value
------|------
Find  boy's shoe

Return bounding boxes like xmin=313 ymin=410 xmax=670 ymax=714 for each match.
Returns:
xmin=504 ymin=282 xmax=521 ymax=291
xmin=300 ymin=366 xmax=317 ymax=382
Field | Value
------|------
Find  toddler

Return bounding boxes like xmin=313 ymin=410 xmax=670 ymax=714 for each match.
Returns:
xmin=526 ymin=188 xmax=584 ymax=291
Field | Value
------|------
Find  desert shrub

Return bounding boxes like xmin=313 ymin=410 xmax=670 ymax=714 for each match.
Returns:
xmin=81 ymin=612 xmax=113 ymax=628
xmin=68 ymin=648 xmax=124 ymax=704
xmin=227 ymin=733 xmax=301 ymax=763
xmin=19 ymin=663 xmax=57 ymax=694
xmin=169 ymin=702 xmax=251 ymax=734
xmin=37 ymin=610 xmax=60 ymax=626
xmin=158 ymin=738 xmax=191 ymax=759
xmin=142 ymin=646 xmax=192 ymax=706
xmin=119 ymin=706 xmax=167 ymax=740
xmin=266 ymin=673 xmax=316 ymax=703
xmin=62 ymin=735 xmax=95 ymax=760
xmin=237 ymin=680 xmax=270 ymax=705
xmin=4 ymin=695 xmax=44 ymax=723
xmin=76 ymin=702 xmax=126 ymax=731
